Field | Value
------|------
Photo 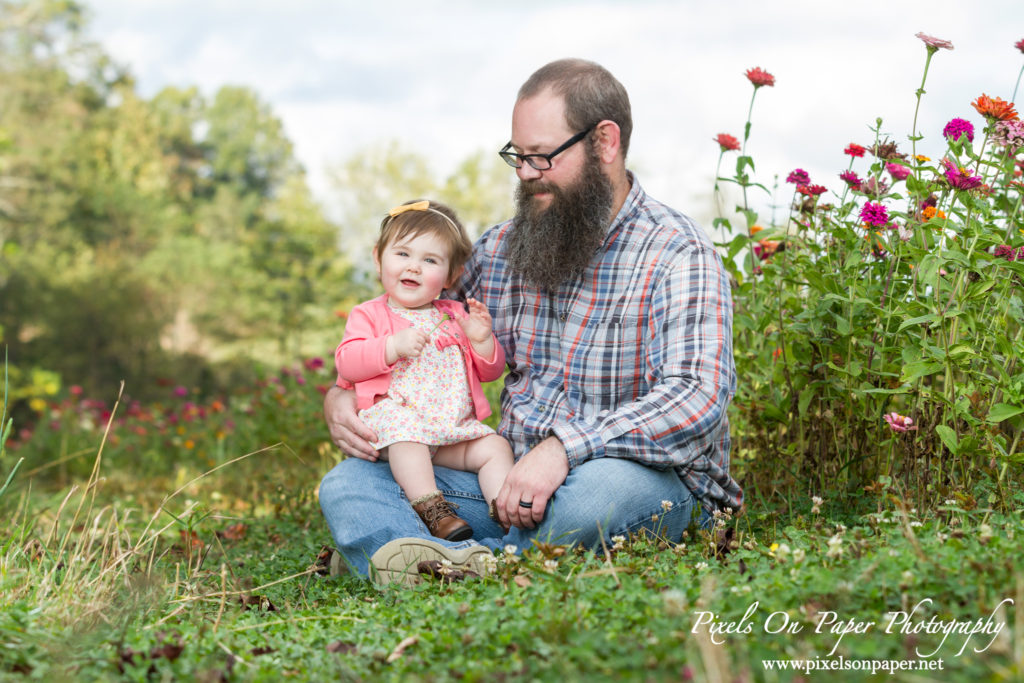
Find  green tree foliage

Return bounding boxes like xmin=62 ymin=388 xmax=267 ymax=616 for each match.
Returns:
xmin=329 ymin=142 xmax=514 ymax=285
xmin=0 ymin=0 xmax=356 ymax=408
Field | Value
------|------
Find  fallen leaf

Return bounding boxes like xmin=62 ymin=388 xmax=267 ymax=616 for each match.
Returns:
xmin=513 ymin=575 xmax=532 ymax=588
xmin=219 ymin=523 xmax=248 ymax=541
xmin=326 ymin=641 xmax=357 ymax=655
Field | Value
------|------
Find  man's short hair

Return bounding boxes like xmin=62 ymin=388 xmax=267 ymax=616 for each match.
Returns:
xmin=518 ymin=58 xmax=633 ymax=159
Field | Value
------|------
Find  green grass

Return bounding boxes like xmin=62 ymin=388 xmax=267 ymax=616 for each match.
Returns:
xmin=1 ymin=465 xmax=1021 ymax=682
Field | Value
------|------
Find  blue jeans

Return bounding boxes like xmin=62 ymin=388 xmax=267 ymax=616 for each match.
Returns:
xmin=319 ymin=456 xmax=711 ymax=576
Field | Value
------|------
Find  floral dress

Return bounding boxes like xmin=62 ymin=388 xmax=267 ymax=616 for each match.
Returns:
xmin=359 ymin=303 xmax=494 ymax=452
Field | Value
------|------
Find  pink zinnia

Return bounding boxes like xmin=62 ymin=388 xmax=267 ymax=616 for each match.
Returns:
xmin=860 ymin=202 xmax=889 ymax=227
xmin=1016 ymin=38 xmax=1024 ymax=54
xmin=995 ymin=245 xmax=1024 ymax=261
xmin=844 ymin=143 xmax=867 ymax=158
xmin=745 ymin=67 xmax=776 ymax=88
xmin=884 ymin=412 xmax=917 ymax=433
xmin=941 ymin=158 xmax=983 ymax=190
xmin=714 ymin=133 xmax=741 ymax=151
xmin=992 ymin=120 xmax=1024 ymax=150
xmin=786 ymin=168 xmax=810 ymax=185
xmin=797 ymin=184 xmax=827 ymax=196
xmin=886 ymin=163 xmax=910 ymax=181
xmin=942 ymin=118 xmax=975 ymax=143
xmin=839 ymin=170 xmax=861 ymax=188
xmin=915 ymin=32 xmax=954 ymax=51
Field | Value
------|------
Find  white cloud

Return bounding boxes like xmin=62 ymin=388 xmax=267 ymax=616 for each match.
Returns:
xmin=84 ymin=0 xmax=1024 ymax=229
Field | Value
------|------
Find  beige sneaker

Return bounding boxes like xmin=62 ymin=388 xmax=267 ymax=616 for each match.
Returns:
xmin=370 ymin=537 xmax=493 ymax=586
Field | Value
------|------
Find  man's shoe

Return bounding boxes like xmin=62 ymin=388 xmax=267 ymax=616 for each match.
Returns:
xmin=370 ymin=537 xmax=493 ymax=586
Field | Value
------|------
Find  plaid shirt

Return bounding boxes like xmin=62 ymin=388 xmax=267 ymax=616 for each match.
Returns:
xmin=452 ymin=174 xmax=742 ymax=512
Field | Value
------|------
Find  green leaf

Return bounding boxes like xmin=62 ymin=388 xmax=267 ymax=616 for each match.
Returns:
xmin=897 ymin=313 xmax=941 ymax=332
xmin=935 ymin=425 xmax=959 ymax=455
xmin=988 ymin=403 xmax=1024 ymax=423
xmin=900 ymin=360 xmax=943 ymax=383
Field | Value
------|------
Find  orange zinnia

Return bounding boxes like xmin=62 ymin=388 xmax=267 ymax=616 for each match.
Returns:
xmin=972 ymin=94 xmax=1019 ymax=121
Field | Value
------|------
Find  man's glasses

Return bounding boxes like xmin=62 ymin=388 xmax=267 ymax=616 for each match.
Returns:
xmin=498 ymin=125 xmax=595 ymax=170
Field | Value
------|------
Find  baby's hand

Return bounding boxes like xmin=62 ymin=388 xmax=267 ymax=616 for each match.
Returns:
xmin=389 ymin=327 xmax=429 ymax=360
xmin=458 ymin=298 xmax=494 ymax=344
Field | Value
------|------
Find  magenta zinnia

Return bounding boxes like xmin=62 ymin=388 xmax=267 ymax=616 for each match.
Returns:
xmin=839 ymin=170 xmax=861 ymax=188
xmin=941 ymin=158 xmax=983 ymax=190
xmin=714 ymin=133 xmax=741 ymax=151
xmin=745 ymin=67 xmax=776 ymax=88
xmin=786 ymin=168 xmax=810 ymax=185
xmin=942 ymin=117 xmax=974 ymax=143
xmin=860 ymin=202 xmax=889 ymax=227
xmin=995 ymin=245 xmax=1024 ymax=261
xmin=915 ymin=32 xmax=954 ymax=51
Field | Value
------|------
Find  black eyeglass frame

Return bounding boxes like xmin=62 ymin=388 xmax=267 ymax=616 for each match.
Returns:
xmin=498 ymin=124 xmax=597 ymax=170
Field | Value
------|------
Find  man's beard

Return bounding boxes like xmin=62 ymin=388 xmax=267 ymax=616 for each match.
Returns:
xmin=506 ymin=150 xmax=614 ymax=290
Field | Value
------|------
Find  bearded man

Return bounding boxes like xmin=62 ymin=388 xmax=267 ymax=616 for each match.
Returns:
xmin=319 ymin=59 xmax=742 ymax=584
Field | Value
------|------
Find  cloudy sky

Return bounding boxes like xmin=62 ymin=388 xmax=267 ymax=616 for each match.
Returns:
xmin=84 ymin=0 xmax=1023 ymax=229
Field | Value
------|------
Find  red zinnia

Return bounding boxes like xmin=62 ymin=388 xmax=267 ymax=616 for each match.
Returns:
xmin=714 ymin=133 xmax=741 ymax=151
xmin=797 ymin=184 xmax=827 ymax=196
xmin=972 ymin=94 xmax=1019 ymax=122
xmin=745 ymin=67 xmax=776 ymax=88
xmin=1016 ymin=38 xmax=1024 ymax=54
xmin=844 ymin=143 xmax=867 ymax=158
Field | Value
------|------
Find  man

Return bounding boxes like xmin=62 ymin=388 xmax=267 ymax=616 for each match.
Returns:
xmin=320 ymin=58 xmax=742 ymax=584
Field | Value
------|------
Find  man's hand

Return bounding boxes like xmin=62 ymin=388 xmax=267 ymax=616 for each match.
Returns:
xmin=323 ymin=385 xmax=379 ymax=461
xmin=495 ymin=436 xmax=570 ymax=530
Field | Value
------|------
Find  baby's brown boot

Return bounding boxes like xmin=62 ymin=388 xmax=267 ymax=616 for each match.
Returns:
xmin=411 ymin=491 xmax=473 ymax=541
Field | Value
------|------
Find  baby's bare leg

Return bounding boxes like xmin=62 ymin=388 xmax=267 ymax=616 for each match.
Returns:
xmin=385 ymin=442 xmax=437 ymax=501
xmin=434 ymin=434 xmax=514 ymax=503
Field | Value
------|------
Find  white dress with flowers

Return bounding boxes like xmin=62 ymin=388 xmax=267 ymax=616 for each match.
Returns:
xmin=359 ymin=303 xmax=494 ymax=452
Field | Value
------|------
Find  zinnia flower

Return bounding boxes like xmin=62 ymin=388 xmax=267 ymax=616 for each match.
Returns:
xmin=786 ymin=168 xmax=811 ymax=185
xmin=972 ymin=94 xmax=1019 ymax=122
xmin=839 ymin=170 xmax=861 ymax=188
xmin=860 ymin=202 xmax=889 ymax=227
xmin=797 ymin=184 xmax=827 ymax=196
xmin=714 ymin=133 xmax=741 ymax=151
xmin=942 ymin=158 xmax=983 ymax=190
xmin=1016 ymin=38 xmax=1024 ymax=54
xmin=745 ymin=67 xmax=776 ymax=88
xmin=859 ymin=176 xmax=890 ymax=199
xmin=753 ymin=239 xmax=782 ymax=261
xmin=886 ymin=163 xmax=911 ymax=181
xmin=844 ymin=143 xmax=867 ymax=157
xmin=915 ymin=32 xmax=954 ymax=51
xmin=921 ymin=206 xmax=946 ymax=221
xmin=995 ymin=245 xmax=1024 ymax=261
xmin=884 ymin=412 xmax=917 ymax=432
xmin=992 ymin=120 xmax=1024 ymax=150
xmin=942 ymin=117 xmax=975 ymax=143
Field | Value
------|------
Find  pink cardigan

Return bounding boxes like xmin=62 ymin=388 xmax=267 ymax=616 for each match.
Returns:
xmin=335 ymin=295 xmax=505 ymax=421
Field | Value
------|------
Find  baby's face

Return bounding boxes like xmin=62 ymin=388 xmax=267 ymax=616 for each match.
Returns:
xmin=375 ymin=231 xmax=452 ymax=310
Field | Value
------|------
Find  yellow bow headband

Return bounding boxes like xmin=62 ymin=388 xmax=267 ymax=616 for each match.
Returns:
xmin=385 ymin=201 xmax=461 ymax=232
